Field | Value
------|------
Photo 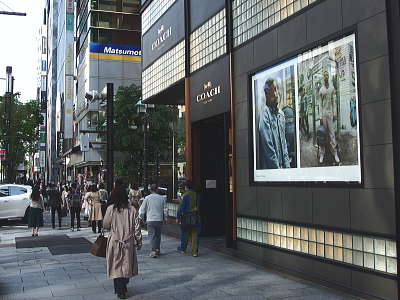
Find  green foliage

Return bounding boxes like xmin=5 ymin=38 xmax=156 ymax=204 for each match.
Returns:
xmin=98 ymin=83 xmax=178 ymax=179
xmin=0 ymin=94 xmax=44 ymax=179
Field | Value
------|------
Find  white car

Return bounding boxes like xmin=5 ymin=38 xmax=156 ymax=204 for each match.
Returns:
xmin=0 ymin=184 xmax=32 ymax=222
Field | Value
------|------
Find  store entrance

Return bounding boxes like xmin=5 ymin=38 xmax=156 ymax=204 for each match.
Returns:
xmin=192 ymin=113 xmax=232 ymax=241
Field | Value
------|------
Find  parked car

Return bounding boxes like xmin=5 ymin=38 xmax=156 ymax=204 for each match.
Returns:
xmin=0 ymin=184 xmax=32 ymax=222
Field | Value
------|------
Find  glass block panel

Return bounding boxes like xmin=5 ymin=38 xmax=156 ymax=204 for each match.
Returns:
xmin=294 ymin=226 xmax=301 ymax=239
xmin=374 ymin=239 xmax=386 ymax=256
xmin=309 ymin=229 xmax=316 ymax=242
xmin=353 ymin=236 xmax=363 ymax=251
xmin=263 ymin=232 xmax=268 ymax=244
xmin=274 ymin=234 xmax=281 ymax=247
xmin=325 ymin=232 xmax=333 ymax=245
xmin=257 ymin=231 xmax=263 ymax=243
xmin=334 ymin=247 xmax=343 ymax=261
xmin=386 ymin=241 xmax=397 ymax=257
xmin=237 ymin=228 xmax=242 ymax=238
xmin=364 ymin=253 xmax=375 ymax=269
xmin=325 ymin=245 xmax=334 ymax=259
xmin=343 ymin=234 xmax=352 ymax=249
xmin=246 ymin=229 xmax=251 ymax=240
xmin=317 ymin=244 xmax=324 ymax=257
xmin=281 ymin=236 xmax=287 ymax=249
xmin=281 ymin=224 xmax=287 ymax=236
xmin=294 ymin=239 xmax=301 ymax=252
xmin=375 ymin=255 xmax=386 ymax=272
xmin=363 ymin=237 xmax=374 ymax=253
xmin=268 ymin=222 xmax=274 ymax=234
xmin=387 ymin=257 xmax=397 ymax=274
xmin=316 ymin=230 xmax=324 ymax=243
xmin=287 ymin=237 xmax=294 ymax=250
xmin=251 ymin=229 xmax=257 ymax=241
xmin=256 ymin=220 xmax=263 ymax=232
xmin=344 ymin=249 xmax=352 ymax=264
xmin=334 ymin=233 xmax=342 ymax=247
xmin=287 ymin=225 xmax=293 ymax=237
xmin=353 ymin=250 xmax=363 ymax=266
xmin=246 ymin=219 xmax=251 ymax=229
xmin=268 ymin=234 xmax=274 ymax=245
xmin=251 ymin=220 xmax=257 ymax=231
xmin=237 ymin=218 xmax=243 ymax=228
xmin=301 ymin=227 xmax=308 ymax=240
xmin=262 ymin=221 xmax=268 ymax=232
xmin=274 ymin=223 xmax=281 ymax=235
xmin=301 ymin=240 xmax=308 ymax=253
xmin=309 ymin=242 xmax=317 ymax=255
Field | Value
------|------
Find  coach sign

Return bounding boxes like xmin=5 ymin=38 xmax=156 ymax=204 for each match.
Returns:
xmin=190 ymin=56 xmax=230 ymax=123
xmin=142 ymin=0 xmax=184 ymax=69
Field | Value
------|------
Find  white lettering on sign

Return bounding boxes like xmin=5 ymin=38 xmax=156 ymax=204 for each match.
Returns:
xmin=151 ymin=26 xmax=172 ymax=50
xmin=103 ymin=47 xmax=141 ymax=56
xmin=196 ymin=86 xmax=221 ymax=102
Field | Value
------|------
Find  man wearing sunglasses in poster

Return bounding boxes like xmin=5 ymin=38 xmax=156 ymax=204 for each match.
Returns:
xmin=318 ymin=71 xmax=340 ymax=164
xmin=258 ymin=78 xmax=290 ymax=169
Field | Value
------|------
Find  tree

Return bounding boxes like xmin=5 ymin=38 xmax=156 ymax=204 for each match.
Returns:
xmin=0 ymin=94 xmax=44 ymax=181
xmin=98 ymin=84 xmax=178 ymax=181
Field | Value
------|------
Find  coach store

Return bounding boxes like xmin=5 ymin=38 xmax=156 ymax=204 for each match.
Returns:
xmin=141 ymin=0 xmax=400 ymax=299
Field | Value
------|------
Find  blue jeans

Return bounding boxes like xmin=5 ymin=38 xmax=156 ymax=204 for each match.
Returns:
xmin=147 ymin=221 xmax=163 ymax=252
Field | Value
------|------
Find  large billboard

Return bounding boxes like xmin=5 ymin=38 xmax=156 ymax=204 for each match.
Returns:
xmin=251 ymin=34 xmax=361 ymax=183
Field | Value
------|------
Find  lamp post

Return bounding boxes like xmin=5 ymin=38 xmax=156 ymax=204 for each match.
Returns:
xmin=137 ymin=102 xmax=153 ymax=197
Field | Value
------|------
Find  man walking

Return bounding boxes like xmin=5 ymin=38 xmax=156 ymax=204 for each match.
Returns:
xmin=47 ymin=183 xmax=63 ymax=229
xmin=139 ymin=184 xmax=168 ymax=258
xmin=176 ymin=180 xmax=201 ymax=257
xmin=319 ymin=70 xmax=340 ymax=164
xmin=68 ymin=183 xmax=82 ymax=231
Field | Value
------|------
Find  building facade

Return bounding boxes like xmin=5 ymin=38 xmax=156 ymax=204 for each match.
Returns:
xmin=141 ymin=0 xmax=400 ymax=299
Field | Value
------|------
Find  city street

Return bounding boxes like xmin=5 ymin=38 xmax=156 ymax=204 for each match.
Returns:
xmin=0 ymin=211 xmax=362 ymax=299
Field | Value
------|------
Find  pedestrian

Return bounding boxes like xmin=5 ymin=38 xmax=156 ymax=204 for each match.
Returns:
xmin=68 ymin=182 xmax=82 ymax=231
xmin=176 ymin=180 xmax=201 ymax=257
xmin=41 ymin=183 xmax=49 ymax=212
xmin=61 ymin=185 xmax=70 ymax=209
xmin=103 ymin=185 xmax=142 ymax=299
xmin=138 ymin=184 xmax=168 ymax=258
xmin=98 ymin=182 xmax=108 ymax=217
xmin=128 ymin=181 xmax=141 ymax=209
xmin=28 ymin=185 xmax=44 ymax=236
xmin=47 ymin=183 xmax=63 ymax=229
xmin=85 ymin=184 xmax=103 ymax=233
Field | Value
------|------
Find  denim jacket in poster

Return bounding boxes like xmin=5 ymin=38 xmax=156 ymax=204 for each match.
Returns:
xmin=258 ymin=105 xmax=290 ymax=169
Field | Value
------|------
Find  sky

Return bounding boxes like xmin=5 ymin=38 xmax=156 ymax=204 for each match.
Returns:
xmin=0 ymin=0 xmax=45 ymax=103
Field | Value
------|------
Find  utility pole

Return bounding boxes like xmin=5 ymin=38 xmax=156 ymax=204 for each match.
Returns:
xmin=4 ymin=66 xmax=13 ymax=183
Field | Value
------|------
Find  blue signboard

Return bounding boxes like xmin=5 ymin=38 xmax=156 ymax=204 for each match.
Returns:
xmin=90 ymin=43 xmax=141 ymax=57
xmin=42 ymin=60 xmax=47 ymax=71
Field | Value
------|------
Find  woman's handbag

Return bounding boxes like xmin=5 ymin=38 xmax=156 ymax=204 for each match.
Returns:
xmin=90 ymin=230 xmax=107 ymax=258
xmin=61 ymin=208 xmax=68 ymax=218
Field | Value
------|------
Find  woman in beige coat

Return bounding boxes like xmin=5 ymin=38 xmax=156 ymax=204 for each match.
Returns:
xmin=103 ymin=185 xmax=142 ymax=299
xmin=84 ymin=184 xmax=103 ymax=233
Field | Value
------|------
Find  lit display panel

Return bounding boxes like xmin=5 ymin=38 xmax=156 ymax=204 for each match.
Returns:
xmin=142 ymin=0 xmax=177 ymax=35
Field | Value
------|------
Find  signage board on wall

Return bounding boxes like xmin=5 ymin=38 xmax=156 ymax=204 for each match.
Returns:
xmin=190 ymin=56 xmax=230 ymax=122
xmin=141 ymin=0 xmax=184 ymax=69
xmin=251 ymin=34 xmax=361 ymax=183
xmin=90 ymin=43 xmax=141 ymax=57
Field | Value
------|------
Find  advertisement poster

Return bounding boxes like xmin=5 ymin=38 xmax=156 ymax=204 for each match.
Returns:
xmin=252 ymin=34 xmax=361 ymax=183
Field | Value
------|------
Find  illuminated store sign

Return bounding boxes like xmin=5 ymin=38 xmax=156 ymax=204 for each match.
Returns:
xmin=151 ymin=25 xmax=172 ymax=50
xmin=90 ymin=43 xmax=141 ymax=57
xmin=196 ymin=81 xmax=221 ymax=104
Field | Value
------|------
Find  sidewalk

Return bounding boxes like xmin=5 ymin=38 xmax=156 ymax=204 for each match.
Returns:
xmin=0 ymin=223 xmax=362 ymax=299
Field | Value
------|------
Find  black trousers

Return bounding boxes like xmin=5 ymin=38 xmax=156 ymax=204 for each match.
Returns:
xmin=92 ymin=220 xmax=102 ymax=233
xmin=70 ymin=207 xmax=81 ymax=229
xmin=113 ymin=277 xmax=129 ymax=294
xmin=51 ymin=206 xmax=62 ymax=228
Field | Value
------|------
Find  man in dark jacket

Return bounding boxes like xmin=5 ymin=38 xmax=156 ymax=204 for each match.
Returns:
xmin=48 ymin=183 xmax=63 ymax=229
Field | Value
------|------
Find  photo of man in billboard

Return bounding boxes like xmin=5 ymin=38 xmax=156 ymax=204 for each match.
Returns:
xmin=258 ymin=78 xmax=290 ymax=169
xmin=318 ymin=71 xmax=340 ymax=164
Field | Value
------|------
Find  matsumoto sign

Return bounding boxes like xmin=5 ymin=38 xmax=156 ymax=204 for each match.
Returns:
xmin=90 ymin=43 xmax=141 ymax=57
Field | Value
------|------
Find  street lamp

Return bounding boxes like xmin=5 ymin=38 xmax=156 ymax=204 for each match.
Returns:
xmin=137 ymin=101 xmax=154 ymax=196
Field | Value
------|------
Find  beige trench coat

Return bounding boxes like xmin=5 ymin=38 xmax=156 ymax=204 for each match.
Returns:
xmin=103 ymin=204 xmax=142 ymax=279
xmin=85 ymin=191 xmax=103 ymax=221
